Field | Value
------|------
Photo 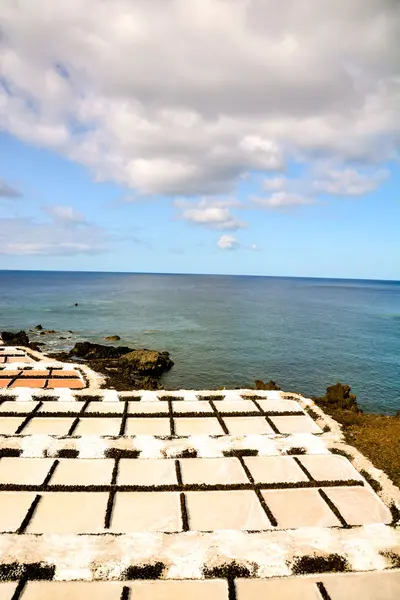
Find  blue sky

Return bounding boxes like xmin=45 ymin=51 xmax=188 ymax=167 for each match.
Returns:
xmin=1 ymin=0 xmax=399 ymax=279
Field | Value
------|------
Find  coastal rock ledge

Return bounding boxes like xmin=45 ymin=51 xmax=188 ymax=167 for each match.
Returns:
xmin=120 ymin=349 xmax=174 ymax=376
xmin=52 ymin=341 xmax=175 ymax=390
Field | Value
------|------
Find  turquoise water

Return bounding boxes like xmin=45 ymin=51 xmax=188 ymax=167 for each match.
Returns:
xmin=0 ymin=270 xmax=399 ymax=414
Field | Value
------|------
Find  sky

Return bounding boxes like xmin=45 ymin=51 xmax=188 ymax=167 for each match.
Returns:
xmin=0 ymin=0 xmax=399 ymax=279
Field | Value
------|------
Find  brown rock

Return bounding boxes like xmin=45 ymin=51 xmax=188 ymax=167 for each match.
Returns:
xmin=120 ymin=349 xmax=174 ymax=376
xmin=254 ymin=379 xmax=281 ymax=391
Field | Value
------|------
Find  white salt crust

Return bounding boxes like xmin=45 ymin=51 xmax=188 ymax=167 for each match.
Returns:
xmin=0 ymin=526 xmax=398 ymax=581
xmin=1 ymin=344 xmax=399 ymax=584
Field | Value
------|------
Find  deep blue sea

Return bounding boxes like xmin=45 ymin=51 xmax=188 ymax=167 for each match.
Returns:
xmin=0 ymin=271 xmax=399 ymax=414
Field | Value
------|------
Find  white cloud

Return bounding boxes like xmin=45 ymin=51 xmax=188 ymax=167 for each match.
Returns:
xmin=217 ymin=235 xmax=240 ymax=250
xmin=254 ymin=163 xmax=389 ymax=208
xmin=0 ymin=216 xmax=108 ymax=256
xmin=176 ymin=198 xmax=246 ymax=230
xmin=251 ymin=192 xmax=314 ymax=208
xmin=42 ymin=205 xmax=86 ymax=224
xmin=5 ymin=241 xmax=93 ymax=255
xmin=0 ymin=178 xmax=22 ymax=198
xmin=263 ymin=178 xmax=286 ymax=192
xmin=312 ymin=167 xmax=389 ymax=196
xmin=217 ymin=235 xmax=257 ymax=251
xmin=0 ymin=0 xmax=398 ymax=197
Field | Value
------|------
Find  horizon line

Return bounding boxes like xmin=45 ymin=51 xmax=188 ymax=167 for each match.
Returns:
xmin=0 ymin=269 xmax=398 ymax=283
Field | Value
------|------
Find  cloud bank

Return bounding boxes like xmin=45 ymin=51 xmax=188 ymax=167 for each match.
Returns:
xmin=0 ymin=0 xmax=398 ymax=199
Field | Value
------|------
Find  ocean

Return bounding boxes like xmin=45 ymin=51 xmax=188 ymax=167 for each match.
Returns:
xmin=0 ymin=270 xmax=399 ymax=414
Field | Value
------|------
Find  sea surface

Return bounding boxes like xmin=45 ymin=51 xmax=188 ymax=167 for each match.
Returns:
xmin=0 ymin=271 xmax=399 ymax=414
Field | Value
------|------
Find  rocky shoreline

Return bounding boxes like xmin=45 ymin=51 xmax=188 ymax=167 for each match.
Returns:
xmin=1 ymin=330 xmax=174 ymax=391
xmin=312 ymin=383 xmax=400 ymax=490
xmin=49 ymin=342 xmax=175 ymax=391
xmin=2 ymin=330 xmax=399 ymax=488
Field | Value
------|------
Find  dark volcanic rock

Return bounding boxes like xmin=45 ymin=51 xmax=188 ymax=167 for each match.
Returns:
xmin=254 ymin=379 xmax=281 ymax=391
xmin=49 ymin=341 xmax=174 ymax=391
xmin=313 ymin=382 xmax=361 ymax=413
xmin=35 ymin=324 xmax=43 ymax=330
xmin=69 ymin=341 xmax=133 ymax=360
xmin=120 ymin=349 xmax=174 ymax=376
xmin=105 ymin=335 xmax=121 ymax=341
xmin=1 ymin=330 xmax=30 ymax=346
xmin=1 ymin=330 xmax=41 ymax=352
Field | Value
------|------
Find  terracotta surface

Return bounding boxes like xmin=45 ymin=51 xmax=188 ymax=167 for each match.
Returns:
xmin=51 ymin=370 xmax=82 ymax=377
xmin=0 ymin=370 xmax=22 ymax=377
xmin=19 ymin=370 xmax=50 ymax=377
xmin=48 ymin=379 xmax=85 ymax=389
xmin=10 ymin=379 xmax=46 ymax=388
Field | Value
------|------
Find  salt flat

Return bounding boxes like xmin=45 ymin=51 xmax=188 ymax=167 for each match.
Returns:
xmin=0 ymin=342 xmax=399 ymax=598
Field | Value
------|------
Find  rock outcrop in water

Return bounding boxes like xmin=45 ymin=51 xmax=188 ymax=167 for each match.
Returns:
xmin=1 ymin=330 xmax=41 ymax=351
xmin=120 ymin=349 xmax=174 ymax=376
xmin=50 ymin=341 xmax=174 ymax=391
xmin=69 ymin=341 xmax=132 ymax=360
xmin=254 ymin=379 xmax=281 ymax=390
xmin=313 ymin=382 xmax=361 ymax=413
